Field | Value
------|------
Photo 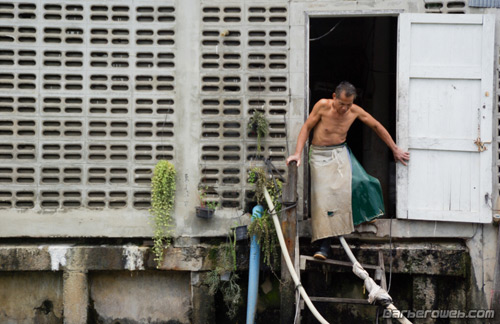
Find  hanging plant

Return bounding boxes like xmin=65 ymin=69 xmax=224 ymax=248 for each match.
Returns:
xmin=247 ymin=110 xmax=269 ymax=154
xmin=247 ymin=167 xmax=282 ymax=269
xmin=204 ymin=233 xmax=242 ymax=319
xmin=150 ymin=160 xmax=176 ymax=268
xmin=196 ymin=185 xmax=219 ymax=219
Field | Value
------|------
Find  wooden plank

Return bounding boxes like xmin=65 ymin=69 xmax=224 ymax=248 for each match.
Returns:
xmin=478 ymin=14 xmax=495 ymax=224
xmin=407 ymin=150 xmax=480 ymax=214
xmin=407 ymin=210 xmax=482 ymax=223
xmin=309 ymin=296 xmax=370 ymax=305
xmin=409 ymin=67 xmax=481 ymax=80
xmin=407 ymin=13 xmax=483 ymax=24
xmin=300 ymin=255 xmax=381 ymax=270
xmin=283 ymin=161 xmax=298 ymax=204
xmin=408 ymin=79 xmax=481 ymax=142
xmin=280 ymin=161 xmax=298 ymax=324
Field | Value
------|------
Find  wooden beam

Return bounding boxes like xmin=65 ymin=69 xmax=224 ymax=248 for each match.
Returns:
xmin=309 ymin=296 xmax=370 ymax=305
xmin=280 ymin=161 xmax=298 ymax=324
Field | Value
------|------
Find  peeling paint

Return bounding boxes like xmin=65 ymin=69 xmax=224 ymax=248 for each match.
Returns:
xmin=123 ymin=245 xmax=145 ymax=271
xmin=47 ymin=245 xmax=71 ymax=271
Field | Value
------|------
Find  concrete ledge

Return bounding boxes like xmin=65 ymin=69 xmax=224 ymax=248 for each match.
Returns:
xmin=0 ymin=240 xmax=469 ymax=276
xmin=0 ymin=244 xmax=242 ymax=272
xmin=299 ymin=218 xmax=477 ymax=239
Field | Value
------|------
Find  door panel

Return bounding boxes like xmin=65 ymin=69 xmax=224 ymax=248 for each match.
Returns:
xmin=397 ymin=13 xmax=494 ymax=223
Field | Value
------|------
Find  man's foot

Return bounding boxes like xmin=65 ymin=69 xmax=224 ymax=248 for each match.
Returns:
xmin=313 ymin=237 xmax=332 ymax=260
xmin=313 ymin=251 xmax=328 ymax=260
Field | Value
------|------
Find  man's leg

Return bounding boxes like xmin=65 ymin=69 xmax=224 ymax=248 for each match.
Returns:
xmin=313 ymin=237 xmax=332 ymax=260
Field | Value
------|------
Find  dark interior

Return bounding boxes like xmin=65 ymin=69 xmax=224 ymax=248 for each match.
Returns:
xmin=309 ymin=16 xmax=398 ymax=217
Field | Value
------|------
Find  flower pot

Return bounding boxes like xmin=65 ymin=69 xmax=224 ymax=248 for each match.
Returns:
xmin=232 ymin=225 xmax=248 ymax=241
xmin=196 ymin=206 xmax=215 ymax=219
xmin=220 ymin=271 xmax=231 ymax=281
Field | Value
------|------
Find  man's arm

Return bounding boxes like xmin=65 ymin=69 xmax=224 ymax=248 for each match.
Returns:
xmin=356 ymin=106 xmax=410 ymax=166
xmin=286 ymin=100 xmax=324 ymax=166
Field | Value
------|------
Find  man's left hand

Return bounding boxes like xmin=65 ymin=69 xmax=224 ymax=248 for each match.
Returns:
xmin=393 ymin=147 xmax=410 ymax=166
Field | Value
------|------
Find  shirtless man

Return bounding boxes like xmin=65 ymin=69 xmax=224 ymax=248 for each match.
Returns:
xmin=286 ymin=81 xmax=409 ymax=260
xmin=286 ymin=82 xmax=409 ymax=167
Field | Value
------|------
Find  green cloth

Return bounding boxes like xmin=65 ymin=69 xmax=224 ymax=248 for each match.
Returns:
xmin=347 ymin=147 xmax=385 ymax=225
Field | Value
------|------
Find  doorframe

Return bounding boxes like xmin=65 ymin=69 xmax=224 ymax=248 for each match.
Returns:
xmin=302 ymin=10 xmax=403 ymax=219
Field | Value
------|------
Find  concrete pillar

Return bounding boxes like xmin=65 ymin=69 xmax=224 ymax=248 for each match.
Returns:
xmin=63 ymin=271 xmax=88 ymax=324
xmin=191 ymin=272 xmax=215 ymax=324
xmin=412 ymin=275 xmax=437 ymax=324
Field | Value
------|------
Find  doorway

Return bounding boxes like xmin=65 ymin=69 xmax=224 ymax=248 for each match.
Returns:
xmin=309 ymin=16 xmax=398 ymax=216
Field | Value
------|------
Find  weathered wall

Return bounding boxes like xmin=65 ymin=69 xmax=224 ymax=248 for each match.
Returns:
xmin=89 ymin=271 xmax=191 ymax=324
xmin=0 ymin=242 xmax=476 ymax=324
xmin=0 ymin=271 xmax=63 ymax=324
xmin=0 ymin=244 xmax=219 ymax=324
xmin=0 ymin=0 xmax=499 ymax=322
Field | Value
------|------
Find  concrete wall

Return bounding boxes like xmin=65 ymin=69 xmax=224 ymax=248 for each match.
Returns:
xmin=0 ymin=272 xmax=63 ymax=324
xmin=0 ymin=0 xmax=499 ymax=322
xmin=0 ymin=244 xmax=212 ymax=324
xmin=89 ymin=271 xmax=191 ymax=324
xmin=0 ymin=241 xmax=477 ymax=324
xmin=0 ymin=0 xmax=291 ymax=238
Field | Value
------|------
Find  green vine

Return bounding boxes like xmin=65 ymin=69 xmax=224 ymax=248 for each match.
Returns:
xmin=248 ymin=167 xmax=267 ymax=205
xmin=248 ymin=110 xmax=269 ymax=154
xmin=204 ymin=234 xmax=241 ymax=319
xmin=221 ymin=273 xmax=242 ymax=319
xmin=248 ymin=167 xmax=282 ymax=269
xmin=150 ymin=160 xmax=176 ymax=268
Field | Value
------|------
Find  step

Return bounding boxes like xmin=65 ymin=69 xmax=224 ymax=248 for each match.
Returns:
xmin=299 ymin=255 xmax=381 ymax=271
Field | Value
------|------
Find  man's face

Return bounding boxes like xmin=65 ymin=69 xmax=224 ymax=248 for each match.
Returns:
xmin=332 ymin=91 xmax=354 ymax=114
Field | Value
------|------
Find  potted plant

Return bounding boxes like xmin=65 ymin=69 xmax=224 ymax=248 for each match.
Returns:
xmin=231 ymin=223 xmax=248 ymax=241
xmin=195 ymin=185 xmax=219 ymax=219
xmin=150 ymin=160 xmax=176 ymax=268
xmin=230 ymin=214 xmax=250 ymax=241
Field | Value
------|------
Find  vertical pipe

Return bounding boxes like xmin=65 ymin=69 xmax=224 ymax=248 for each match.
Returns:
xmin=246 ymin=205 xmax=264 ymax=324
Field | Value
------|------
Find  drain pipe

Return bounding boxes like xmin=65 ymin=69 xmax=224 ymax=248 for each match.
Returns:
xmin=263 ymin=188 xmax=412 ymax=324
xmin=263 ymin=188 xmax=330 ymax=324
xmin=246 ymin=205 xmax=264 ymax=324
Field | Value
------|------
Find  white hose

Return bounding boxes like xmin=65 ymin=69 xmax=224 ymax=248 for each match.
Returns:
xmin=339 ymin=237 xmax=412 ymax=324
xmin=264 ymin=187 xmax=412 ymax=324
xmin=263 ymin=188 xmax=330 ymax=324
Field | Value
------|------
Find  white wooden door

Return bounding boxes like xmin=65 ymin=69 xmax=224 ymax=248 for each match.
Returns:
xmin=397 ymin=14 xmax=495 ymax=223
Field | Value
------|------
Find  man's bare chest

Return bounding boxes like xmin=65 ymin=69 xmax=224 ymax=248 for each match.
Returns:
xmin=318 ymin=114 xmax=356 ymax=134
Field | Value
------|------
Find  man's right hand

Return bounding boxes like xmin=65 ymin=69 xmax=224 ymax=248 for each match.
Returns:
xmin=286 ymin=153 xmax=301 ymax=167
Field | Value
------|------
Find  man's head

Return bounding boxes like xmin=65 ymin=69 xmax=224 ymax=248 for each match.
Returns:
xmin=334 ymin=81 xmax=357 ymax=99
xmin=332 ymin=81 xmax=356 ymax=114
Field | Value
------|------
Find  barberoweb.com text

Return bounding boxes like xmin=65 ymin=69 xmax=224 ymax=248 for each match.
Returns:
xmin=383 ymin=309 xmax=495 ymax=319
